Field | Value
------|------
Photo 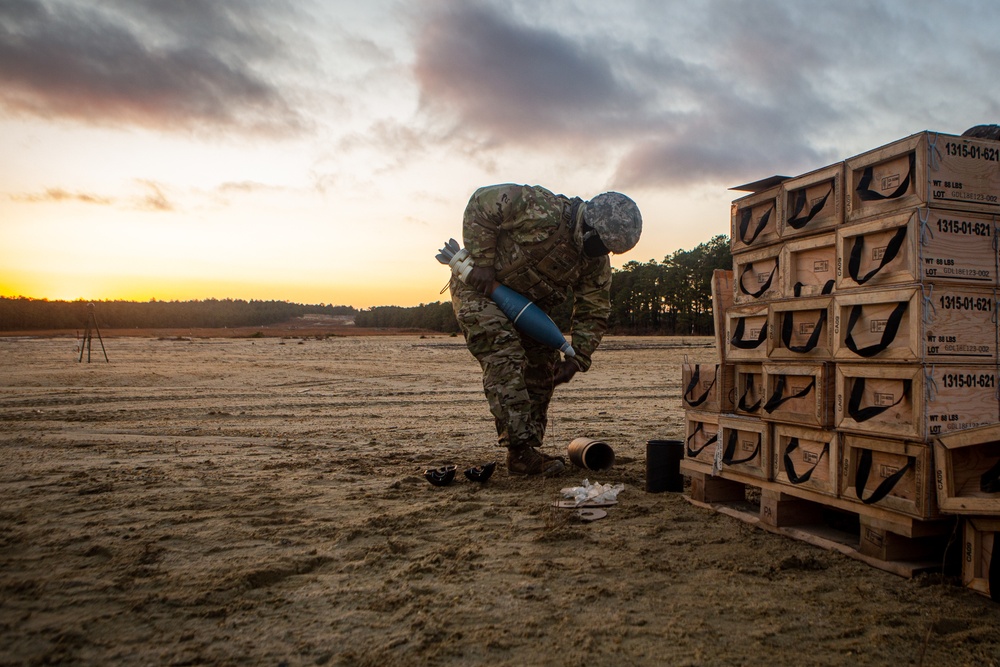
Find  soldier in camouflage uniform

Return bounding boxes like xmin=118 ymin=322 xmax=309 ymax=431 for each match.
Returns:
xmin=450 ymin=184 xmax=642 ymax=476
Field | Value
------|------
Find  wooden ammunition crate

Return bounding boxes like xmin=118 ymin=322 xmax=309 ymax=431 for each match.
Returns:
xmin=772 ymin=424 xmax=839 ymax=497
xmin=717 ymin=414 xmax=772 ymax=480
xmin=836 ymin=208 xmax=998 ymax=290
xmin=733 ymin=244 xmax=782 ymax=305
xmin=840 ymin=434 xmax=936 ymax=519
xmin=684 ymin=410 xmax=720 ymax=467
xmin=962 ymin=517 xmax=1000 ymax=601
xmin=681 ymin=362 xmax=736 ymax=413
xmin=725 ymin=304 xmax=770 ymax=361
xmin=832 ymin=285 xmax=998 ymax=363
xmin=712 ymin=269 xmax=735 ymax=362
xmin=734 ymin=363 xmax=765 ymax=416
xmin=934 ymin=423 xmax=1000 ymax=515
xmin=845 ymin=131 xmax=1000 ymax=222
xmin=779 ymin=162 xmax=844 ymax=239
xmin=780 ymin=233 xmax=837 ymax=298
xmin=768 ymin=296 xmax=835 ymax=360
xmin=761 ymin=362 xmax=835 ymax=427
xmin=731 ymin=185 xmax=782 ymax=252
xmin=835 ymin=363 xmax=1000 ymax=441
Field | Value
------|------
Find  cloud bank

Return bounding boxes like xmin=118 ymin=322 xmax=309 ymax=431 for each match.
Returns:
xmin=3 ymin=0 xmax=999 ymax=194
xmin=411 ymin=0 xmax=1000 ymax=188
xmin=0 ymin=0 xmax=305 ymax=136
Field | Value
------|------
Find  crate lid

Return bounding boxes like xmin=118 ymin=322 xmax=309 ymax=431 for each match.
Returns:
xmin=935 ymin=422 xmax=1000 ymax=450
xmin=729 ymin=175 xmax=790 ymax=192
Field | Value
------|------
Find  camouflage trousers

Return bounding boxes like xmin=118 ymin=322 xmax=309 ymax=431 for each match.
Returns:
xmin=450 ymin=277 xmax=560 ymax=450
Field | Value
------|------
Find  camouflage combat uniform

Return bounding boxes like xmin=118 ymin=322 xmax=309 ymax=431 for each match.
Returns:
xmin=450 ymin=184 xmax=612 ymax=451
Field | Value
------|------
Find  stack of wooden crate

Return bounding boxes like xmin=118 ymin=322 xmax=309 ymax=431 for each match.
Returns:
xmin=681 ymin=130 xmax=1000 ymax=578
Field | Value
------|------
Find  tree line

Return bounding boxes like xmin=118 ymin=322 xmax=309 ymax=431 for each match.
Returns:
xmin=0 ymin=298 xmax=356 ymax=331
xmin=0 ymin=236 xmax=731 ymax=335
xmin=608 ymin=234 xmax=730 ymax=334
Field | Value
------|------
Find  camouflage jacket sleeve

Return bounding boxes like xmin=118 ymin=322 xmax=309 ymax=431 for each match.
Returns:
xmin=462 ymin=184 xmax=560 ymax=267
xmin=569 ymin=257 xmax=612 ymax=372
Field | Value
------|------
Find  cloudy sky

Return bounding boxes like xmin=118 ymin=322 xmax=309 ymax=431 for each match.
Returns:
xmin=2 ymin=0 xmax=998 ymax=308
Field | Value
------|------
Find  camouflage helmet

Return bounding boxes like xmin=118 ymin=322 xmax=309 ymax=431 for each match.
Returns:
xmin=963 ymin=124 xmax=1000 ymax=140
xmin=583 ymin=192 xmax=642 ymax=254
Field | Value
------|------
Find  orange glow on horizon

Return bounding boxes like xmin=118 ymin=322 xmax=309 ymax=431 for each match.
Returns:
xmin=0 ymin=269 xmax=452 ymax=310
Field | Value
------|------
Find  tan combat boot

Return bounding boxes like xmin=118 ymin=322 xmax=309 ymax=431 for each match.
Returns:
xmin=507 ymin=446 xmax=566 ymax=476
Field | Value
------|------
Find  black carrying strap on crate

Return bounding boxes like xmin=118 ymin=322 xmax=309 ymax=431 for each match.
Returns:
xmin=762 ymin=374 xmax=816 ymax=414
xmin=737 ymin=204 xmax=773 ymax=245
xmin=730 ymin=316 xmax=768 ymax=350
xmin=737 ymin=378 xmax=761 ymax=413
xmin=843 ymin=300 xmax=908 ymax=358
xmin=846 ymin=376 xmax=911 ymax=422
xmin=685 ymin=422 xmax=718 ymax=458
xmin=783 ymin=437 xmax=830 ymax=485
xmin=722 ymin=429 xmax=761 ymax=465
xmin=847 ymin=225 xmax=908 ymax=285
xmin=780 ymin=307 xmax=828 ymax=353
xmin=683 ymin=364 xmax=717 ymax=408
xmin=854 ymin=448 xmax=914 ymax=505
xmin=786 ymin=186 xmax=833 ymax=230
xmin=991 ymin=533 xmax=1000 ymax=602
xmin=856 ymin=152 xmax=916 ymax=202
xmin=793 ymin=279 xmax=835 ymax=297
xmin=738 ymin=260 xmax=778 ymax=299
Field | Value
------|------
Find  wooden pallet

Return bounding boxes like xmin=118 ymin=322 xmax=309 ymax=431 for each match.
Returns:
xmin=680 ymin=459 xmax=956 ymax=578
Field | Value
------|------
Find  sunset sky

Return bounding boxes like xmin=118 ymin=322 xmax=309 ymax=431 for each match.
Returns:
xmin=2 ymin=0 xmax=999 ymax=308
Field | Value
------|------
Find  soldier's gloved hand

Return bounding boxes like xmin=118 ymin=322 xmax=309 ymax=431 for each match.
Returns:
xmin=553 ymin=359 xmax=579 ymax=386
xmin=467 ymin=266 xmax=497 ymax=296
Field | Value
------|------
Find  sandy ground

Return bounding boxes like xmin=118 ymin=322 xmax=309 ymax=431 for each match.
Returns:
xmin=1 ymin=333 xmax=999 ymax=666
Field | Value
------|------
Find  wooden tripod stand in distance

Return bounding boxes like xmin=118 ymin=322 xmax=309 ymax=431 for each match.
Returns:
xmin=79 ymin=303 xmax=109 ymax=363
